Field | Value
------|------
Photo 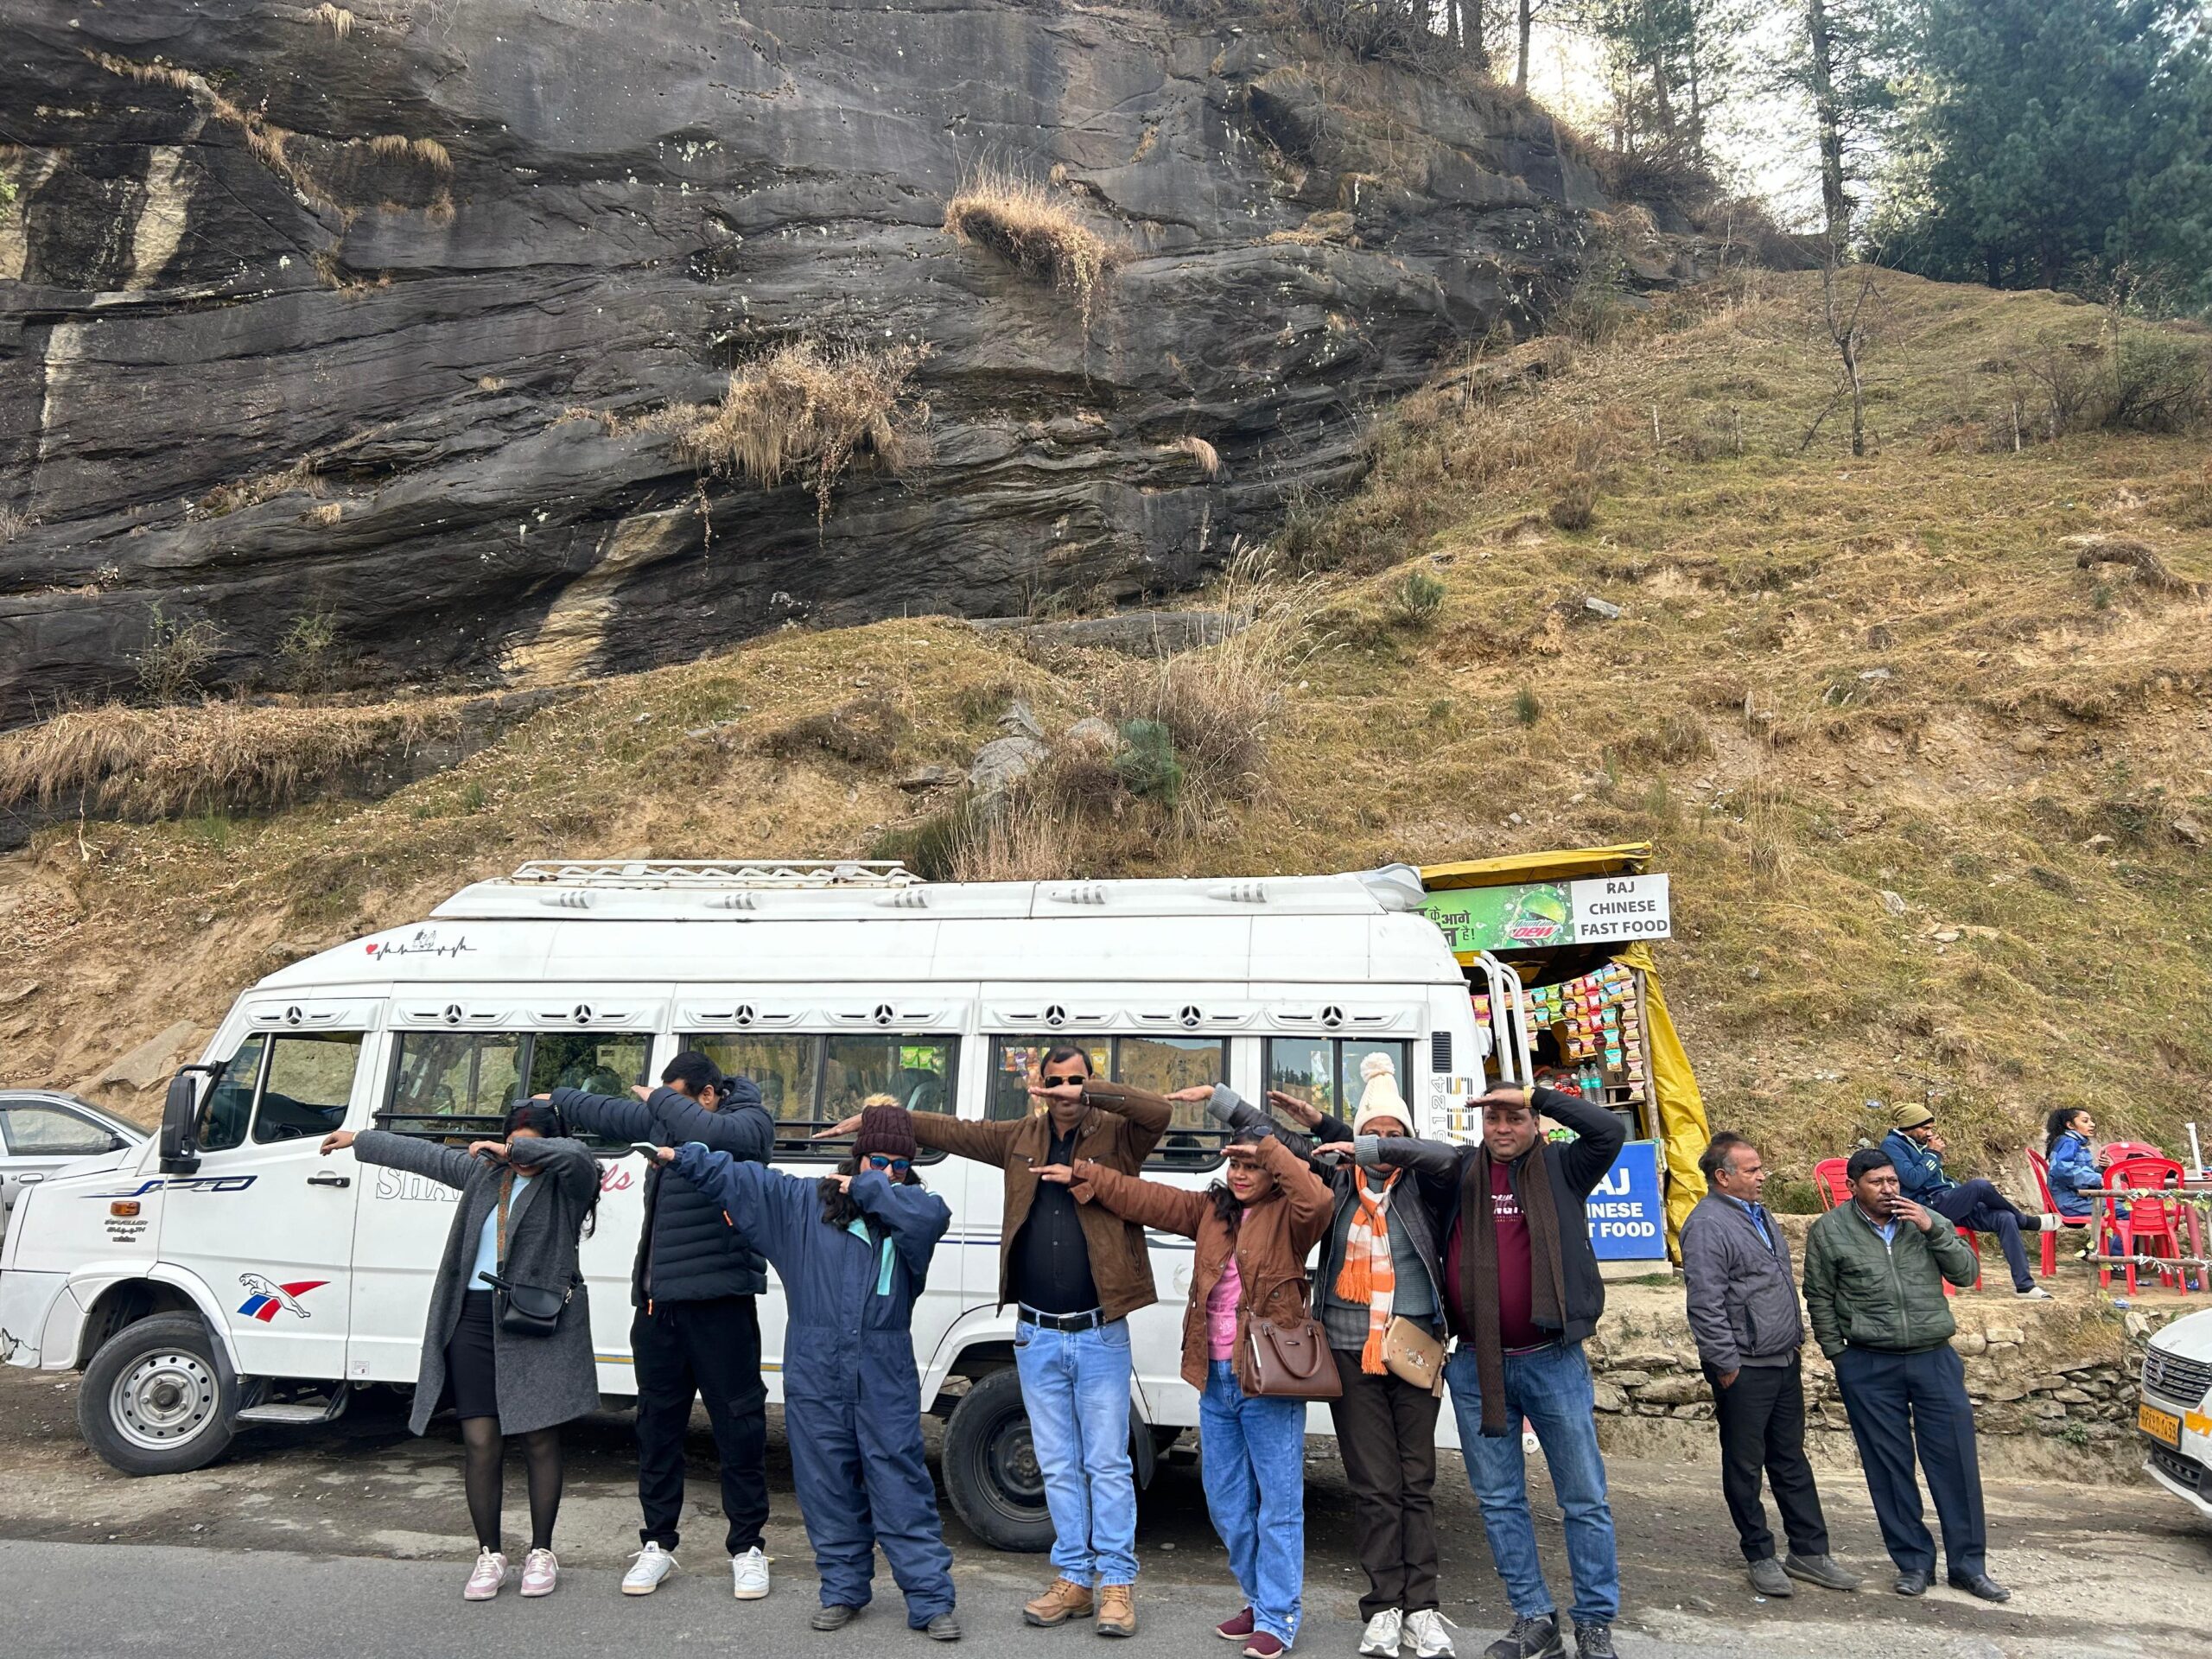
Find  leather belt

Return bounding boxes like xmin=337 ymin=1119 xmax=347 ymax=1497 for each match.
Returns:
xmin=1018 ymin=1306 xmax=1107 ymax=1332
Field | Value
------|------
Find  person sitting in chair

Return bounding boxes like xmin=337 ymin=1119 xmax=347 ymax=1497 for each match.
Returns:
xmin=1880 ymin=1105 xmax=2056 ymax=1300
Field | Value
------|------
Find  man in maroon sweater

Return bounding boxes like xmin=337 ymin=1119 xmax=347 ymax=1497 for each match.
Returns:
xmin=1360 ymin=1084 xmax=1626 ymax=1659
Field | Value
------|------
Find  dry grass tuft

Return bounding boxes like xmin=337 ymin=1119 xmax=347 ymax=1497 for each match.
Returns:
xmin=950 ymin=791 xmax=1082 ymax=882
xmin=1164 ymin=435 xmax=1222 ymax=478
xmin=193 ymin=457 xmax=321 ymax=519
xmin=0 ymin=700 xmax=461 ymax=818
xmin=944 ymin=169 xmax=1123 ymax=335
xmin=1099 ymin=549 xmax=1321 ymax=811
xmin=367 ymin=132 xmax=451 ymax=173
xmin=678 ymin=339 xmax=932 ymax=523
xmin=310 ymin=4 xmax=357 ymax=39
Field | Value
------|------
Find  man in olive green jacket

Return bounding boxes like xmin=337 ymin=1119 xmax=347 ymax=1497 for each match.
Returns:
xmin=1802 ymin=1147 xmax=2007 ymax=1605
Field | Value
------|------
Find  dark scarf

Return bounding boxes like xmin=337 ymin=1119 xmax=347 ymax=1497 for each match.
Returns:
xmin=1459 ymin=1142 xmax=1568 ymax=1436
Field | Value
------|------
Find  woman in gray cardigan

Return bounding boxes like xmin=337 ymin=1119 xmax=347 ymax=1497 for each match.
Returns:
xmin=321 ymin=1102 xmax=601 ymax=1601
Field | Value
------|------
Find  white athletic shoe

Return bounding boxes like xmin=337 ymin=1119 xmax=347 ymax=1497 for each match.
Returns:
xmin=2016 ymin=1285 xmax=2055 ymax=1300
xmin=622 ymin=1543 xmax=677 ymax=1595
xmin=1359 ymin=1608 xmax=1403 ymax=1656
xmin=733 ymin=1546 xmax=772 ymax=1600
xmin=463 ymin=1548 xmax=509 ymax=1601
xmin=519 ymin=1548 xmax=560 ymax=1598
xmin=1404 ymin=1610 xmax=1455 ymax=1659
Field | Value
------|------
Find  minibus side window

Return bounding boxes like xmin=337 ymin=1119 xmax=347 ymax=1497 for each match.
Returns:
xmin=984 ymin=1035 xmax=1229 ymax=1171
xmin=381 ymin=1033 xmax=524 ymax=1139
xmin=1117 ymin=1036 xmax=1228 ymax=1172
xmin=252 ymin=1031 xmax=365 ymax=1143
xmin=195 ymin=1034 xmax=266 ymax=1154
xmin=685 ymin=1033 xmax=950 ymax=1161
xmin=1265 ymin=1038 xmax=1413 ymax=1134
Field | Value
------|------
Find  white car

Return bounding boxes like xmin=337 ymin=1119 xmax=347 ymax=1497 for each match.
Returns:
xmin=0 ymin=1091 xmax=147 ymax=1218
xmin=2139 ymin=1305 xmax=2212 ymax=1518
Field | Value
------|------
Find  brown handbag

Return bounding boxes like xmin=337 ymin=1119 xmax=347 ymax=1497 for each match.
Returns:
xmin=1244 ymin=1283 xmax=1344 ymax=1401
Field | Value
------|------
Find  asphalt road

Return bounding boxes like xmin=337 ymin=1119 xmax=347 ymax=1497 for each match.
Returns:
xmin=0 ymin=1364 xmax=2204 ymax=1657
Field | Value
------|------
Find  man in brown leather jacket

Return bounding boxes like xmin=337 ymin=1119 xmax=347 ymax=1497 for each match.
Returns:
xmin=823 ymin=1046 xmax=1168 ymax=1636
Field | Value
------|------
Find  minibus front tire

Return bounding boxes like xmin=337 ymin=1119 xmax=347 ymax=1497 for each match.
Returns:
xmin=941 ymin=1366 xmax=1054 ymax=1553
xmin=78 ymin=1314 xmax=239 ymax=1476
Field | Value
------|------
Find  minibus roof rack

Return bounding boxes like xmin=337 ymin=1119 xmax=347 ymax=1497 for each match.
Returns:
xmin=508 ymin=859 xmax=920 ymax=889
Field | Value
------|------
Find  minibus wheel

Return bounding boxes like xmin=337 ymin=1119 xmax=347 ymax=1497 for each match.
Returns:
xmin=942 ymin=1367 xmax=1052 ymax=1552
xmin=78 ymin=1314 xmax=238 ymax=1476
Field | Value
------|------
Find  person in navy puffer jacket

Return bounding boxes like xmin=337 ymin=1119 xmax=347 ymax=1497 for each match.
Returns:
xmin=671 ymin=1099 xmax=960 ymax=1641
xmin=548 ymin=1054 xmax=777 ymax=1599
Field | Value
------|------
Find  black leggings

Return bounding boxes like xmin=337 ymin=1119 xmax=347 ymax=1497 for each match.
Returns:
xmin=461 ymin=1418 xmax=564 ymax=1554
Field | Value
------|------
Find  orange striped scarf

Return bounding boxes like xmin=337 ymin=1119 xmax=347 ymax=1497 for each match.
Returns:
xmin=1333 ymin=1167 xmax=1399 ymax=1375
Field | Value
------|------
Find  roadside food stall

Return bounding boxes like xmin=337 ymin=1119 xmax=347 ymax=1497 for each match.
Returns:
xmin=1418 ymin=843 xmax=1709 ymax=1263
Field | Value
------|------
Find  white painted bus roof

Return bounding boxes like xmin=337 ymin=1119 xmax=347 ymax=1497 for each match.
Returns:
xmin=252 ymin=868 xmax=1463 ymax=991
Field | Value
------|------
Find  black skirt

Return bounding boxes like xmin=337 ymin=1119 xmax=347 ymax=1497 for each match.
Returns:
xmin=446 ymin=1290 xmax=499 ymax=1422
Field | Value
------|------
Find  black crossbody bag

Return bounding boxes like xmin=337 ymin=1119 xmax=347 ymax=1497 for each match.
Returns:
xmin=480 ymin=1170 xmax=574 ymax=1338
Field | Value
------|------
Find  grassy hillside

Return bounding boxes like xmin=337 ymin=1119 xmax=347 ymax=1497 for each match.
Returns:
xmin=4 ymin=269 xmax=2208 ymax=1190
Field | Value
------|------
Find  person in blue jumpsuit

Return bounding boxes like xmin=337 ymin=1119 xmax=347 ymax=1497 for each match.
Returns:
xmin=668 ymin=1098 xmax=960 ymax=1640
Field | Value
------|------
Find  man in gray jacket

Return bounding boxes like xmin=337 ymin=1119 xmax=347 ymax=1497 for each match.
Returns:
xmin=1680 ymin=1134 xmax=1859 ymax=1600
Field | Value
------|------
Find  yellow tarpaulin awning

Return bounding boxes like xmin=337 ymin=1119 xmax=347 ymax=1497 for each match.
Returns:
xmin=1613 ymin=942 xmax=1709 ymax=1252
xmin=1419 ymin=842 xmax=1653 ymax=892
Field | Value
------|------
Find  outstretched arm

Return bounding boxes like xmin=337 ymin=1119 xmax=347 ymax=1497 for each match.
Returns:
xmin=902 ymin=1113 xmax=1020 ymax=1168
xmin=648 ymin=1083 xmax=773 ymax=1163
xmin=1261 ymin=1134 xmax=1336 ymax=1249
xmin=547 ymin=1086 xmax=658 ymax=1144
xmin=1076 ymin=1080 xmax=1173 ymax=1165
xmin=1065 ymin=1160 xmax=1209 ymax=1239
xmin=343 ymin=1128 xmax=482 ymax=1192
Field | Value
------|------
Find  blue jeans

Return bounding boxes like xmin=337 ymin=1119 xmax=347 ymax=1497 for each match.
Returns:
xmin=1446 ymin=1340 xmax=1619 ymax=1626
xmin=1014 ymin=1319 xmax=1139 ymax=1586
xmin=1199 ymin=1360 xmax=1308 ymax=1643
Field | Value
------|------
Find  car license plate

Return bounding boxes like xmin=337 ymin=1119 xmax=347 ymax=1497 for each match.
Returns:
xmin=2139 ymin=1403 xmax=2182 ymax=1447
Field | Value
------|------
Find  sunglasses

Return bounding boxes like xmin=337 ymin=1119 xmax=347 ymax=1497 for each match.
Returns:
xmin=1041 ymin=1074 xmax=1088 ymax=1089
xmin=864 ymin=1154 xmax=912 ymax=1174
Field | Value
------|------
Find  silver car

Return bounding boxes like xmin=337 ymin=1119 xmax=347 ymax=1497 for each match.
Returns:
xmin=0 ymin=1090 xmax=147 ymax=1218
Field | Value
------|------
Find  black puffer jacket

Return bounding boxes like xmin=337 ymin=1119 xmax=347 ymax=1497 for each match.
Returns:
xmin=550 ymin=1083 xmax=774 ymax=1304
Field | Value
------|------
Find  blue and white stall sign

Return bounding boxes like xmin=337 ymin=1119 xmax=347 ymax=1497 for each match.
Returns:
xmin=1586 ymin=1140 xmax=1668 ymax=1262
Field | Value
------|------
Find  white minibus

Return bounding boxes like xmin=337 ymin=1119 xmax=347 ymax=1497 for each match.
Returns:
xmin=0 ymin=859 xmax=1496 ymax=1549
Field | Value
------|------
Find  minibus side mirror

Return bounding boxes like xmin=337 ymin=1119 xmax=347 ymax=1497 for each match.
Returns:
xmin=160 ymin=1065 xmax=217 ymax=1175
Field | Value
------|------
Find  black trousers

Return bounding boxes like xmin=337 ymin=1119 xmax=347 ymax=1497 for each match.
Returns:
xmin=1833 ymin=1344 xmax=1986 ymax=1579
xmin=1327 ymin=1348 xmax=1443 ymax=1618
xmin=1702 ymin=1354 xmax=1829 ymax=1563
xmin=632 ymin=1295 xmax=771 ymax=1555
xmin=1930 ymin=1179 xmax=2033 ymax=1291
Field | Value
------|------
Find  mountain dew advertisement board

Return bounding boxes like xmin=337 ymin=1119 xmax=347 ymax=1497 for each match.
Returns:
xmin=1420 ymin=874 xmax=1671 ymax=957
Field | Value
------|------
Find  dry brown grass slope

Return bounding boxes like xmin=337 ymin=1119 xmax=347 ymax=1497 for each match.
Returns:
xmin=3 ymin=270 xmax=2208 ymax=1195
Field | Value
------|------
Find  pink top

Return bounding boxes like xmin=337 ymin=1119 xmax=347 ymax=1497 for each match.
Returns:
xmin=1207 ymin=1255 xmax=1243 ymax=1360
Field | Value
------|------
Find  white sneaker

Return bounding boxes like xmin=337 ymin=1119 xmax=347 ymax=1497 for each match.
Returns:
xmin=2016 ymin=1285 xmax=2055 ymax=1300
xmin=1360 ymin=1608 xmax=1403 ymax=1656
xmin=622 ymin=1543 xmax=677 ymax=1595
xmin=519 ymin=1547 xmax=559 ymax=1598
xmin=463 ymin=1548 xmax=508 ymax=1601
xmin=732 ymin=1545 xmax=771 ymax=1600
xmin=1405 ymin=1611 xmax=1455 ymax=1659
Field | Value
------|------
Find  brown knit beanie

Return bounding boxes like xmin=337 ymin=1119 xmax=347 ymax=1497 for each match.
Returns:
xmin=853 ymin=1097 xmax=917 ymax=1165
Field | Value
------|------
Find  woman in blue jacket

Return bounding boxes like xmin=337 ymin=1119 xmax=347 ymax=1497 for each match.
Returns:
xmin=664 ymin=1099 xmax=960 ymax=1640
xmin=2043 ymin=1108 xmax=2104 ymax=1220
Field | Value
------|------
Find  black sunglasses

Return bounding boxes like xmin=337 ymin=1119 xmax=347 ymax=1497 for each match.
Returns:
xmin=864 ymin=1154 xmax=912 ymax=1174
xmin=1041 ymin=1074 xmax=1088 ymax=1089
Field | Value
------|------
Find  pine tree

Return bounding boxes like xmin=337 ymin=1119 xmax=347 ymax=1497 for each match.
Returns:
xmin=1878 ymin=0 xmax=2212 ymax=306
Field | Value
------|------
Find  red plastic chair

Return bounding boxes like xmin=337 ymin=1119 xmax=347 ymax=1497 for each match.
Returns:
xmin=2103 ymin=1141 xmax=2166 ymax=1165
xmin=1813 ymin=1157 xmax=1980 ymax=1293
xmin=2103 ymin=1156 xmax=2192 ymax=1296
xmin=2026 ymin=1147 xmax=2094 ymax=1277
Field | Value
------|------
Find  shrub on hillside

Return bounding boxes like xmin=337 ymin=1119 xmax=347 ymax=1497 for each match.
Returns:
xmin=1387 ymin=569 xmax=1446 ymax=629
xmin=135 ymin=603 xmax=223 ymax=702
xmin=2103 ymin=333 xmax=2212 ymax=433
xmin=680 ymin=340 xmax=931 ymax=522
xmin=1112 ymin=718 xmax=1185 ymax=807
xmin=1548 ymin=474 xmax=1597 ymax=531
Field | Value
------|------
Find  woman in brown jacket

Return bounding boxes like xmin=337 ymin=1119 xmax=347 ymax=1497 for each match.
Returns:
xmin=1035 ymin=1129 xmax=1332 ymax=1658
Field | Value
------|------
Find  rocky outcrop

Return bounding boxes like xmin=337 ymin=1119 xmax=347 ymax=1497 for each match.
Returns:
xmin=0 ymin=0 xmax=1704 ymax=721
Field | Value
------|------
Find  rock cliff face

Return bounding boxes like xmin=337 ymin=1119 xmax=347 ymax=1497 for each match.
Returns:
xmin=0 ymin=0 xmax=1683 ymax=720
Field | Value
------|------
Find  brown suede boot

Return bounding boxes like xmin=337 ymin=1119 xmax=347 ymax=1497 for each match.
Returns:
xmin=1096 ymin=1584 xmax=1136 ymax=1637
xmin=1023 ymin=1579 xmax=1096 ymax=1628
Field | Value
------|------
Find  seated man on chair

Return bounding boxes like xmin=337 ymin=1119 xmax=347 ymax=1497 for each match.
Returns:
xmin=1881 ymin=1105 xmax=2056 ymax=1301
